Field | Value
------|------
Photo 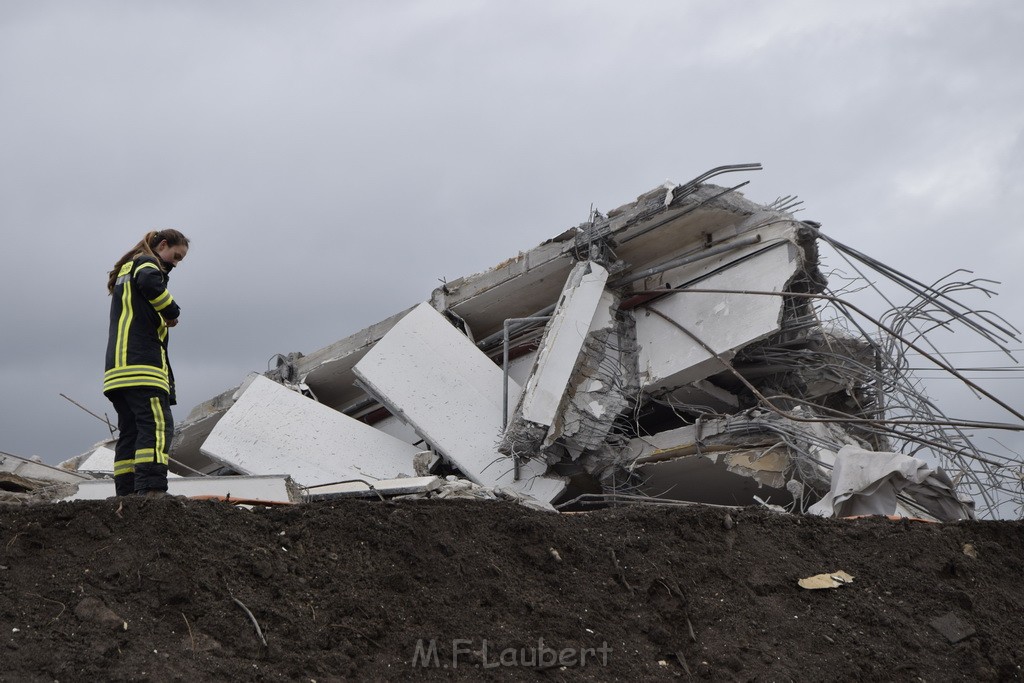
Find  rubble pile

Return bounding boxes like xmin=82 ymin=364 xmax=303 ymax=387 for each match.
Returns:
xmin=7 ymin=165 xmax=1023 ymax=519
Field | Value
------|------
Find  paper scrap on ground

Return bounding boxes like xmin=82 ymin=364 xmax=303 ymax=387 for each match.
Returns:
xmin=798 ymin=570 xmax=854 ymax=590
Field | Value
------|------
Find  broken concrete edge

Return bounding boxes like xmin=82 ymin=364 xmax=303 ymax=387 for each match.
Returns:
xmin=3 ymin=448 xmax=93 ymax=484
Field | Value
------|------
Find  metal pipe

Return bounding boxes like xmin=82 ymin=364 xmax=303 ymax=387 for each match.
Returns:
xmin=477 ymin=304 xmax=556 ymax=351
xmin=501 ymin=316 xmax=552 ymax=480
xmin=633 ymin=287 xmax=1024 ymax=426
xmin=673 ymin=162 xmax=763 ymax=196
xmin=501 ymin=316 xmax=553 ymax=429
xmin=60 ymin=392 xmax=116 ymax=437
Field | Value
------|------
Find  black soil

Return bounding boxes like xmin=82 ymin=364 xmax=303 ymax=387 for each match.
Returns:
xmin=1 ymin=498 xmax=1021 ymax=681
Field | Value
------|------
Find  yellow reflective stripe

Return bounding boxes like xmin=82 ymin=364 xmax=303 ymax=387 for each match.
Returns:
xmin=151 ymin=397 xmax=168 ymax=465
xmin=134 ymin=262 xmax=159 ymax=274
xmin=134 ymin=448 xmax=156 ymax=465
xmin=114 ymin=462 xmax=135 ymax=476
xmin=103 ymin=377 xmax=170 ymax=393
xmin=104 ymin=365 xmax=168 ymax=380
xmin=150 ymin=290 xmax=173 ymax=312
xmin=116 ymin=272 xmax=133 ymax=367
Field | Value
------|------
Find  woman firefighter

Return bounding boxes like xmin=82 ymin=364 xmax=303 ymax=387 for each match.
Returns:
xmin=104 ymin=229 xmax=190 ymax=497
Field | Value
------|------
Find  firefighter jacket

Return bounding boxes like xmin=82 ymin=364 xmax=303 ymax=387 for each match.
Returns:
xmin=104 ymin=255 xmax=181 ymax=404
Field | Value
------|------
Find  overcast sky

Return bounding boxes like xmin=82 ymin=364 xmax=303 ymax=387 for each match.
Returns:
xmin=1 ymin=0 xmax=1022 ymax=466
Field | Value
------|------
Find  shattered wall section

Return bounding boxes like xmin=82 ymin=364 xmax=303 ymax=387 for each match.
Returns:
xmin=551 ymin=313 xmax=639 ymax=457
xmin=499 ymin=261 xmax=616 ymax=459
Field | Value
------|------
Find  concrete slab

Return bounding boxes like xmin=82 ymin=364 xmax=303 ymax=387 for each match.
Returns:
xmin=0 ymin=450 xmax=91 ymax=484
xmin=67 ymin=474 xmax=296 ymax=502
xmin=77 ymin=443 xmax=117 ymax=473
xmin=200 ymin=375 xmax=420 ymax=487
xmin=519 ymin=262 xmax=611 ymax=427
xmin=634 ymin=240 xmax=800 ymax=390
xmin=77 ymin=442 xmax=180 ymax=478
xmin=353 ymin=302 xmax=566 ymax=504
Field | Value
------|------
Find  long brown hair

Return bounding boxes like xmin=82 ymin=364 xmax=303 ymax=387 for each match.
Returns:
xmin=106 ymin=229 xmax=190 ymax=294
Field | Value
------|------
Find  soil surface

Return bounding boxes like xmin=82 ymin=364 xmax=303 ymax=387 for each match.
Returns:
xmin=0 ymin=497 xmax=1021 ymax=681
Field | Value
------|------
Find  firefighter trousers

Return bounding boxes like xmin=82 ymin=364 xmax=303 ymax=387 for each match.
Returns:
xmin=107 ymin=386 xmax=172 ymax=496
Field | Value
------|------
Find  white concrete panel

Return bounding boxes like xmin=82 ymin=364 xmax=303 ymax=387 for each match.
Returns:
xmin=67 ymin=474 xmax=295 ymax=502
xmin=372 ymin=413 xmax=425 ymax=447
xmin=353 ymin=302 xmax=566 ymax=504
xmin=200 ymin=375 xmax=420 ymax=486
xmin=635 ymin=241 xmax=799 ymax=390
xmin=521 ymin=262 xmax=611 ymax=426
xmin=0 ymin=450 xmax=91 ymax=484
xmin=77 ymin=443 xmax=180 ymax=478
xmin=77 ymin=443 xmax=117 ymax=473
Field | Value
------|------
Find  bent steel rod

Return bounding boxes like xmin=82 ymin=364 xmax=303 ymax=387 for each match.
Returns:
xmin=633 ymin=288 xmax=1024 ymax=426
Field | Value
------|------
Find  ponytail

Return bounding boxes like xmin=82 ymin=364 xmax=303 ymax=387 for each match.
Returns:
xmin=106 ymin=229 xmax=190 ymax=294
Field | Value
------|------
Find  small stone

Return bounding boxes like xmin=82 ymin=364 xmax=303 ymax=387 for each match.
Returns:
xmin=74 ymin=597 xmax=125 ymax=631
xmin=723 ymin=513 xmax=734 ymax=530
xmin=929 ymin=611 xmax=976 ymax=644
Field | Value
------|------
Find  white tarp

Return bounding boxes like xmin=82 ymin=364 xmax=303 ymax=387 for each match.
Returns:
xmin=809 ymin=445 xmax=974 ymax=520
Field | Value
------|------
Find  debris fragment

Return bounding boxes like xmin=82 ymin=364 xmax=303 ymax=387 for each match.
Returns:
xmin=797 ymin=571 xmax=854 ymax=590
xmin=73 ymin=597 xmax=126 ymax=631
xmin=929 ymin=611 xmax=976 ymax=644
xmin=231 ymin=596 xmax=268 ymax=647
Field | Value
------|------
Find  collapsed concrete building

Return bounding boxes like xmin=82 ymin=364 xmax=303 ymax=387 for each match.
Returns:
xmin=7 ymin=164 xmax=1022 ymax=519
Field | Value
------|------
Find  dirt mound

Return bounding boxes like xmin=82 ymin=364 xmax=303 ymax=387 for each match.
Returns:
xmin=1 ymin=498 xmax=1021 ymax=681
